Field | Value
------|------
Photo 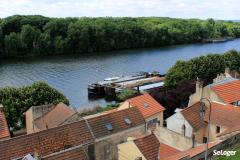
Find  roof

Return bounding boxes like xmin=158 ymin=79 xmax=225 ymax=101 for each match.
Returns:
xmin=181 ymin=102 xmax=207 ymax=130
xmin=163 ymin=141 xmax=220 ymax=160
xmin=86 ymin=107 xmax=145 ymax=139
xmin=0 ymin=120 xmax=94 ymax=160
xmin=127 ymin=94 xmax=165 ymax=119
xmin=0 ymin=110 xmax=10 ymax=140
xmin=211 ymin=79 xmax=240 ymax=103
xmin=204 ymin=102 xmax=240 ymax=128
xmin=33 ymin=103 xmax=77 ymax=131
xmin=42 ymin=145 xmax=88 ymax=160
xmin=134 ymin=134 xmax=180 ymax=160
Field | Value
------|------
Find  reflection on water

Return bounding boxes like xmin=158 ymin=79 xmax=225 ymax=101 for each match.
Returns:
xmin=1 ymin=39 xmax=240 ymax=108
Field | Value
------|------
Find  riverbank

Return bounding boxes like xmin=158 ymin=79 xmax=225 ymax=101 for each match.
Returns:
xmin=1 ymin=15 xmax=240 ymax=58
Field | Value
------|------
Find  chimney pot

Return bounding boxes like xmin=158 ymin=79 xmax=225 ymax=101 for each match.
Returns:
xmin=0 ymin=104 xmax=4 ymax=112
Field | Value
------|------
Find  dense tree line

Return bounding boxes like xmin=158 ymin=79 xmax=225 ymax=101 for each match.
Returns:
xmin=164 ymin=50 xmax=240 ymax=87
xmin=0 ymin=15 xmax=240 ymax=57
xmin=0 ymin=81 xmax=69 ymax=130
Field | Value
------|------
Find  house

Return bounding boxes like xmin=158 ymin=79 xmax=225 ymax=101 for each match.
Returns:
xmin=0 ymin=104 xmax=10 ymax=141
xmin=204 ymin=102 xmax=240 ymax=141
xmin=118 ymin=134 xmax=181 ymax=160
xmin=119 ymin=94 xmax=165 ymax=130
xmin=85 ymin=107 xmax=146 ymax=160
xmin=25 ymin=102 xmax=80 ymax=134
xmin=0 ymin=120 xmax=94 ymax=160
xmin=166 ymin=101 xmax=240 ymax=144
xmin=189 ymin=75 xmax=240 ymax=107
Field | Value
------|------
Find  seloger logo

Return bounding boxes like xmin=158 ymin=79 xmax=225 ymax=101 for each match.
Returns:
xmin=213 ymin=150 xmax=237 ymax=156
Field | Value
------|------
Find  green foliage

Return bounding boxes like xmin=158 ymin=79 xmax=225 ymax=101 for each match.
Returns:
xmin=164 ymin=50 xmax=240 ymax=87
xmin=79 ymin=103 xmax=120 ymax=117
xmin=214 ymin=147 xmax=240 ymax=160
xmin=116 ymin=89 xmax=138 ymax=102
xmin=1 ymin=15 xmax=240 ymax=57
xmin=0 ymin=81 xmax=69 ymax=130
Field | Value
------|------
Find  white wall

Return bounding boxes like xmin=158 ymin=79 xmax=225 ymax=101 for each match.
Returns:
xmin=166 ymin=112 xmax=193 ymax=138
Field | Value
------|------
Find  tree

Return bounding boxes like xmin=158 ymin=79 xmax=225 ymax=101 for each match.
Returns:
xmin=164 ymin=50 xmax=240 ymax=87
xmin=0 ymin=81 xmax=69 ymax=130
xmin=21 ymin=25 xmax=40 ymax=52
xmin=4 ymin=32 xmax=24 ymax=56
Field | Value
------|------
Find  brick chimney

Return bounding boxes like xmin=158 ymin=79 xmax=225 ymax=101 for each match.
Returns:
xmin=0 ymin=104 xmax=4 ymax=113
xmin=195 ymin=78 xmax=203 ymax=98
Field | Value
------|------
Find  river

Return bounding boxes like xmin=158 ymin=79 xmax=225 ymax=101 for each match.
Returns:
xmin=1 ymin=39 xmax=240 ymax=108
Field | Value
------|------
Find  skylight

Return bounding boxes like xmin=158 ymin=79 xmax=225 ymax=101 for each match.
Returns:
xmin=144 ymin=103 xmax=149 ymax=108
xmin=124 ymin=117 xmax=132 ymax=125
xmin=106 ymin=123 xmax=113 ymax=131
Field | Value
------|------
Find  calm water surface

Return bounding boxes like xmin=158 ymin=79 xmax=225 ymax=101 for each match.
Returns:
xmin=1 ymin=39 xmax=240 ymax=108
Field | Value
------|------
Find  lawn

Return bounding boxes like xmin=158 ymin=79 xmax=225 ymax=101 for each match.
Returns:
xmin=214 ymin=147 xmax=240 ymax=160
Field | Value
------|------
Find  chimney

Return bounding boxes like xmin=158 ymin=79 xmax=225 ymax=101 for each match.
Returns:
xmin=0 ymin=104 xmax=4 ymax=113
xmin=196 ymin=78 xmax=203 ymax=98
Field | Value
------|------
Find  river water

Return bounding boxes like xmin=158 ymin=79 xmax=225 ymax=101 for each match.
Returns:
xmin=1 ymin=39 xmax=240 ymax=108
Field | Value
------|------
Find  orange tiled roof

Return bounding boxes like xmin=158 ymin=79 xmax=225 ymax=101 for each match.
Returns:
xmin=181 ymin=102 xmax=207 ymax=130
xmin=33 ymin=103 xmax=77 ymax=131
xmin=134 ymin=134 xmax=180 ymax=160
xmin=42 ymin=145 xmax=88 ymax=160
xmin=127 ymin=94 xmax=165 ymax=119
xmin=163 ymin=141 xmax=220 ymax=160
xmin=0 ymin=110 xmax=10 ymax=140
xmin=204 ymin=102 xmax=240 ymax=128
xmin=0 ymin=120 xmax=94 ymax=160
xmin=211 ymin=79 xmax=240 ymax=103
xmin=87 ymin=107 xmax=145 ymax=139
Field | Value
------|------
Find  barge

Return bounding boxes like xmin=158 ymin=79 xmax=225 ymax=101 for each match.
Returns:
xmin=88 ymin=71 xmax=164 ymax=98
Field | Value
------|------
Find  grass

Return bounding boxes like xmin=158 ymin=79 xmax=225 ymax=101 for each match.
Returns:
xmin=214 ymin=147 xmax=240 ymax=160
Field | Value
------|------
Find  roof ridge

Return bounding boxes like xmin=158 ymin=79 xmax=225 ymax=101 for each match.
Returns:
xmin=34 ymin=103 xmax=74 ymax=123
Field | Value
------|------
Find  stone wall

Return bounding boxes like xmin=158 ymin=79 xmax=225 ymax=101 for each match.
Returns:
xmin=154 ymin=127 xmax=200 ymax=151
xmin=94 ymin=124 xmax=146 ymax=160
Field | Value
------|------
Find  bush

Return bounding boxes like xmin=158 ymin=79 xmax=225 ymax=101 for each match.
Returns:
xmin=0 ymin=81 xmax=69 ymax=130
xmin=116 ymin=89 xmax=139 ymax=102
xmin=79 ymin=103 xmax=120 ymax=117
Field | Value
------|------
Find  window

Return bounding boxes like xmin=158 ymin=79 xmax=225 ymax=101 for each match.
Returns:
xmin=216 ymin=126 xmax=220 ymax=133
xmin=124 ymin=117 xmax=132 ymax=125
xmin=106 ymin=123 xmax=113 ymax=131
xmin=182 ymin=124 xmax=186 ymax=136
xmin=203 ymin=137 xmax=207 ymax=143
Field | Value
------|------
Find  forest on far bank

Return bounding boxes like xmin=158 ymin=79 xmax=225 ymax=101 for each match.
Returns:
xmin=1 ymin=15 xmax=240 ymax=57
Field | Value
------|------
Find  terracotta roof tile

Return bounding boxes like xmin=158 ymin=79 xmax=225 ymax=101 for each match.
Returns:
xmin=134 ymin=134 xmax=180 ymax=160
xmin=34 ymin=103 xmax=77 ymax=131
xmin=181 ymin=102 xmax=207 ymax=130
xmin=204 ymin=102 xmax=240 ymax=128
xmin=0 ymin=110 xmax=10 ymax=140
xmin=42 ymin=145 xmax=88 ymax=160
xmin=211 ymin=79 xmax=240 ymax=103
xmin=0 ymin=120 xmax=94 ymax=160
xmin=87 ymin=107 xmax=145 ymax=139
xmin=204 ymin=102 xmax=240 ymax=137
xmin=127 ymin=94 xmax=165 ymax=119
xmin=163 ymin=141 xmax=220 ymax=160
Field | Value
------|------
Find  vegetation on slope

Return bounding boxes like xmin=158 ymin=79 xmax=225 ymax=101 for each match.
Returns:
xmin=164 ymin=50 xmax=240 ymax=87
xmin=1 ymin=15 xmax=240 ymax=57
xmin=0 ymin=81 xmax=69 ymax=130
